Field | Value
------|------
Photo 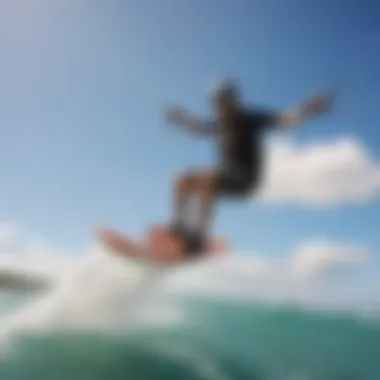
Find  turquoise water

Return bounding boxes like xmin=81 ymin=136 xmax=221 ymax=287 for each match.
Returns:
xmin=1 ymin=298 xmax=379 ymax=380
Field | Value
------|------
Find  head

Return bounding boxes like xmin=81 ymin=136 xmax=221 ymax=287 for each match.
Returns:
xmin=210 ymin=79 xmax=240 ymax=116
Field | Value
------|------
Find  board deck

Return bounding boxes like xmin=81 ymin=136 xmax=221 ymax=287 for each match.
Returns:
xmin=96 ymin=225 xmax=228 ymax=265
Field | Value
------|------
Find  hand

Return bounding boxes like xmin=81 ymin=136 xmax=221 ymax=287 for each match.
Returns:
xmin=166 ymin=106 xmax=187 ymax=125
xmin=306 ymin=92 xmax=333 ymax=115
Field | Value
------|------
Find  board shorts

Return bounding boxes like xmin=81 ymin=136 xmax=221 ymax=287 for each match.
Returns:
xmin=217 ymin=163 xmax=260 ymax=197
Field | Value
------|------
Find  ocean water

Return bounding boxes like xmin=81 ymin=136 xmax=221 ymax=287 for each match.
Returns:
xmin=0 ymin=249 xmax=379 ymax=380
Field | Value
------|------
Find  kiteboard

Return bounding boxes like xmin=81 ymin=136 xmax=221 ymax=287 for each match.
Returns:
xmin=96 ymin=225 xmax=228 ymax=266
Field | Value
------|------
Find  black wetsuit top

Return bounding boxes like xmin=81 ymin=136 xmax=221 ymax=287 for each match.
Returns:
xmin=218 ymin=108 xmax=277 ymax=167
xmin=214 ymin=108 xmax=278 ymax=193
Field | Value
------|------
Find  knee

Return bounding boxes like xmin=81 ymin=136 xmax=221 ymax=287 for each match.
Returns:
xmin=174 ymin=171 xmax=218 ymax=192
xmin=199 ymin=172 xmax=219 ymax=191
xmin=174 ymin=172 xmax=196 ymax=191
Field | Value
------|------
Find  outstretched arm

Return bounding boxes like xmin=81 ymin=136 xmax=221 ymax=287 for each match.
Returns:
xmin=165 ymin=106 xmax=216 ymax=137
xmin=276 ymin=92 xmax=333 ymax=127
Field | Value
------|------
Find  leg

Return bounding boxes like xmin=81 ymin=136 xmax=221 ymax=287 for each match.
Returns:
xmin=171 ymin=169 xmax=220 ymax=253
xmin=192 ymin=170 xmax=219 ymax=234
xmin=172 ymin=169 xmax=219 ymax=232
xmin=170 ymin=165 xmax=254 ymax=254
xmin=148 ymin=171 xmax=197 ymax=254
xmin=172 ymin=170 xmax=198 ymax=227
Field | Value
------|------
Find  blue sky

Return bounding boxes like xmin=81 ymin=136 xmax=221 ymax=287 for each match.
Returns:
xmin=0 ymin=0 xmax=379 ymax=261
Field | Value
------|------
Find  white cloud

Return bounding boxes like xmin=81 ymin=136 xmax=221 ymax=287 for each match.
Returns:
xmin=0 ymin=223 xmax=78 ymax=291
xmin=165 ymin=239 xmax=371 ymax=302
xmin=258 ymin=137 xmax=380 ymax=206
xmin=288 ymin=240 xmax=370 ymax=279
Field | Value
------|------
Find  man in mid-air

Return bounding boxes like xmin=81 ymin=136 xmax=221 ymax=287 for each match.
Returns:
xmin=165 ymin=80 xmax=332 ymax=254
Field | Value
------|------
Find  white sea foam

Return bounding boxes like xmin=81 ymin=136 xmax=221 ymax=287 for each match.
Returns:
xmin=0 ymin=223 xmax=375 ymax=342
